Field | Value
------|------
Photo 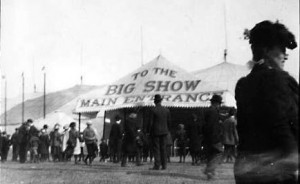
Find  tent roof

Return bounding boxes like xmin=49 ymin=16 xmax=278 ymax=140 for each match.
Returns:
xmin=76 ymin=55 xmax=231 ymax=113
xmin=193 ymin=61 xmax=250 ymax=95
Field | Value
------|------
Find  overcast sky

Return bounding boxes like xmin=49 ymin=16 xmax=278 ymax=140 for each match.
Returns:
xmin=0 ymin=0 xmax=299 ymax=98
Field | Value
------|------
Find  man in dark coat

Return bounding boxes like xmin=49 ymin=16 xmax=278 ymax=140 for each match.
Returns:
xmin=203 ymin=94 xmax=224 ymax=180
xmin=149 ymin=94 xmax=171 ymax=170
xmin=186 ymin=113 xmax=203 ymax=165
xmin=18 ymin=120 xmax=31 ymax=163
xmin=109 ymin=115 xmax=122 ymax=163
xmin=1 ymin=132 xmax=10 ymax=162
xmin=11 ymin=128 xmax=20 ymax=161
xmin=234 ymin=20 xmax=298 ymax=184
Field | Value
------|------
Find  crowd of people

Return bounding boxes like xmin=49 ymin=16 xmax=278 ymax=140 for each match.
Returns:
xmin=0 ymin=119 xmax=100 ymax=165
xmin=0 ymin=95 xmax=238 ymax=170
xmin=0 ymin=20 xmax=298 ymax=184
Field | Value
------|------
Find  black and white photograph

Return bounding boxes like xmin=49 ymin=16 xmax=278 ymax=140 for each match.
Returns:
xmin=0 ymin=0 xmax=298 ymax=183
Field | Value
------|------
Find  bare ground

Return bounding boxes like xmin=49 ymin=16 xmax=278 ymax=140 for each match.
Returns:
xmin=0 ymin=158 xmax=235 ymax=184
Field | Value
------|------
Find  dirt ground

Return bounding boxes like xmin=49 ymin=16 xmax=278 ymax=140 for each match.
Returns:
xmin=0 ymin=156 xmax=235 ymax=184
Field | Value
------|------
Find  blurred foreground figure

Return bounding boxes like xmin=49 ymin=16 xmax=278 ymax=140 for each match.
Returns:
xmin=203 ymin=95 xmax=224 ymax=180
xmin=235 ymin=20 xmax=298 ymax=184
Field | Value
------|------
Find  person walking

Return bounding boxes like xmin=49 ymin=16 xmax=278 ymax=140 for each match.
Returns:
xmin=11 ymin=128 xmax=20 ymax=161
xmin=149 ymin=94 xmax=171 ymax=170
xmin=202 ymin=95 xmax=224 ymax=180
xmin=222 ymin=108 xmax=239 ymax=163
xmin=83 ymin=121 xmax=97 ymax=165
xmin=234 ymin=20 xmax=298 ymax=184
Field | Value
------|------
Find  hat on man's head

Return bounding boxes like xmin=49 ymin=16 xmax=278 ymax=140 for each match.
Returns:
xmin=210 ymin=94 xmax=223 ymax=104
xmin=86 ymin=121 xmax=92 ymax=125
xmin=154 ymin=94 xmax=163 ymax=103
xmin=70 ymin=122 xmax=76 ymax=127
xmin=27 ymin=119 xmax=33 ymax=123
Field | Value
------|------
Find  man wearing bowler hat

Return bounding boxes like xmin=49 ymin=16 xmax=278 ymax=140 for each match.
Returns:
xmin=149 ymin=94 xmax=171 ymax=170
xmin=202 ymin=94 xmax=224 ymax=180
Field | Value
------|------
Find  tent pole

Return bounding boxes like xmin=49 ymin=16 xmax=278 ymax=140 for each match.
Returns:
xmin=78 ymin=113 xmax=81 ymax=132
xmin=103 ymin=110 xmax=106 ymax=140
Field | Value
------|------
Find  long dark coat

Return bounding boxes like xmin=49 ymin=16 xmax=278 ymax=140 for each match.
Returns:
xmin=234 ymin=63 xmax=298 ymax=183
xmin=109 ymin=123 xmax=122 ymax=153
xmin=186 ymin=120 xmax=203 ymax=153
xmin=39 ymin=133 xmax=50 ymax=155
xmin=203 ymin=106 xmax=223 ymax=151
xmin=122 ymin=117 xmax=138 ymax=153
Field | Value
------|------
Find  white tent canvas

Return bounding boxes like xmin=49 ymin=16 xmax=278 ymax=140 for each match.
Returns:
xmin=75 ymin=55 xmax=234 ymax=113
xmin=34 ymin=111 xmax=76 ymax=131
xmin=193 ymin=62 xmax=250 ymax=95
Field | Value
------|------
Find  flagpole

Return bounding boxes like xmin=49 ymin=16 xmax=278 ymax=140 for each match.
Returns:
xmin=140 ymin=26 xmax=144 ymax=66
xmin=22 ymin=73 xmax=24 ymax=123
xmin=43 ymin=68 xmax=46 ymax=119
xmin=223 ymin=0 xmax=228 ymax=63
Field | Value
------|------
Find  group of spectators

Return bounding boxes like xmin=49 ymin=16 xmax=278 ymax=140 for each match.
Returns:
xmin=0 ymin=119 xmax=99 ymax=165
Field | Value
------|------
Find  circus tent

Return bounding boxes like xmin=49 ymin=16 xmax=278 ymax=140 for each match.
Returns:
xmin=75 ymin=55 xmax=236 ymax=113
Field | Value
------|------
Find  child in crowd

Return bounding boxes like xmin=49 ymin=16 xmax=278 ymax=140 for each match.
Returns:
xmin=175 ymin=124 xmax=187 ymax=163
xmin=99 ymin=139 xmax=108 ymax=162
xmin=29 ymin=132 xmax=40 ymax=163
